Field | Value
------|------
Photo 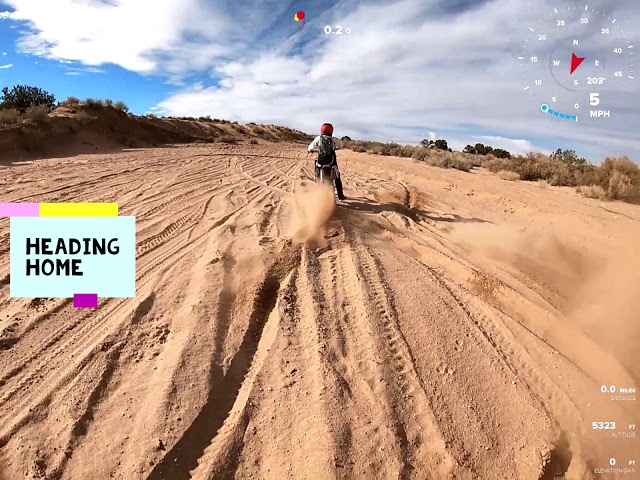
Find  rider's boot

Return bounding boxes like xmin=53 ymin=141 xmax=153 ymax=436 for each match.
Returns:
xmin=335 ymin=177 xmax=346 ymax=200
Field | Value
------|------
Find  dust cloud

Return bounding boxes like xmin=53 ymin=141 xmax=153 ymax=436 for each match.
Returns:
xmin=450 ymin=222 xmax=639 ymax=383
xmin=288 ymin=181 xmax=336 ymax=245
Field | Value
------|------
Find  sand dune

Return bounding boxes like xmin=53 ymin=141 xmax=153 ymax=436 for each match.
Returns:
xmin=0 ymin=143 xmax=638 ymax=479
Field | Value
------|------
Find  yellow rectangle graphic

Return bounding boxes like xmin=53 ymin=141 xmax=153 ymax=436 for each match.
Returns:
xmin=39 ymin=203 xmax=119 ymax=217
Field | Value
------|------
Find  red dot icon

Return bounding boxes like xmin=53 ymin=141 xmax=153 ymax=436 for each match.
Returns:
xmin=294 ymin=11 xmax=305 ymax=21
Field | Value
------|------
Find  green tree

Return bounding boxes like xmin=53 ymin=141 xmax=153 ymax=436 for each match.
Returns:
xmin=474 ymin=143 xmax=486 ymax=155
xmin=420 ymin=138 xmax=436 ymax=148
xmin=463 ymin=145 xmax=477 ymax=154
xmin=550 ymin=148 xmax=587 ymax=167
xmin=434 ymin=139 xmax=449 ymax=151
xmin=1 ymin=85 xmax=56 ymax=113
xmin=491 ymin=148 xmax=511 ymax=159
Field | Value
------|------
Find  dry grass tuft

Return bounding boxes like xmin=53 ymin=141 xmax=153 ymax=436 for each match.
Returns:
xmin=23 ymin=105 xmax=49 ymax=122
xmin=497 ymin=170 xmax=520 ymax=181
xmin=0 ymin=108 xmax=19 ymax=125
xmin=113 ymin=101 xmax=128 ymax=112
xmin=577 ymin=185 xmax=607 ymax=199
xmin=217 ymin=135 xmax=237 ymax=144
xmin=84 ymin=98 xmax=104 ymax=109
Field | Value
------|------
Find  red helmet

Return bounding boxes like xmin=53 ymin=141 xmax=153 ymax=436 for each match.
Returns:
xmin=320 ymin=123 xmax=334 ymax=135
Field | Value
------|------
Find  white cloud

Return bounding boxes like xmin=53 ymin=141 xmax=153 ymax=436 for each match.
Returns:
xmin=1 ymin=52 xmax=7 ymax=55
xmin=155 ymin=0 xmax=640 ymax=160
xmin=471 ymin=136 xmax=544 ymax=156
xmin=1 ymin=0 xmax=240 ymax=74
xmin=2 ymin=0 xmax=639 ymax=160
xmin=64 ymin=66 xmax=105 ymax=74
xmin=0 ymin=63 xmax=14 ymax=69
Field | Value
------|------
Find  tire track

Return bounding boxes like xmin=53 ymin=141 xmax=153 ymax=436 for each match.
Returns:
xmin=311 ymin=246 xmax=394 ymax=477
xmin=346 ymin=229 xmax=456 ymax=477
xmin=0 ymin=185 xmax=264 ymax=428
xmin=147 ymin=242 xmax=301 ymax=480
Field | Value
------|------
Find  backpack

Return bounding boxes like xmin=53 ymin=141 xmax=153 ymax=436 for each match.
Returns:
xmin=316 ymin=135 xmax=335 ymax=166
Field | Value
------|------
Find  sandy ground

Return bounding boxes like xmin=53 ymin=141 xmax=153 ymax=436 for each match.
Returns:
xmin=0 ymin=143 xmax=638 ymax=480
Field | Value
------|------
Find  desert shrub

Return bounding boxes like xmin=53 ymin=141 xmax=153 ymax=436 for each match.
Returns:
xmin=249 ymin=139 xmax=258 ymax=144
xmin=428 ymin=152 xmax=471 ymax=171
xmin=84 ymin=98 xmax=104 ymax=109
xmin=104 ymin=98 xmax=113 ymax=107
xmin=1 ymin=85 xmax=56 ymax=113
xmin=23 ymin=105 xmax=49 ymax=122
xmin=576 ymin=185 xmax=606 ymax=199
xmin=482 ymin=158 xmax=508 ymax=172
xmin=411 ymin=147 xmax=429 ymax=161
xmin=0 ymin=108 xmax=19 ymax=125
xmin=497 ymin=170 xmax=520 ymax=181
xmin=217 ymin=135 xmax=237 ymax=144
xmin=341 ymin=135 xmax=352 ymax=141
xmin=113 ymin=101 xmax=129 ymax=112
xmin=596 ymin=156 xmax=640 ymax=203
xmin=252 ymin=125 xmax=266 ymax=134
xmin=60 ymin=96 xmax=81 ymax=107
xmin=607 ymin=170 xmax=633 ymax=200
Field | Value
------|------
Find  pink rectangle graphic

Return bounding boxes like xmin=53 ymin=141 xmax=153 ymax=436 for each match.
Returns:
xmin=73 ymin=293 xmax=98 ymax=308
xmin=0 ymin=203 xmax=39 ymax=217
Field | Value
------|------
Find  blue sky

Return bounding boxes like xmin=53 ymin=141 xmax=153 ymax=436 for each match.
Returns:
xmin=0 ymin=0 xmax=638 ymax=163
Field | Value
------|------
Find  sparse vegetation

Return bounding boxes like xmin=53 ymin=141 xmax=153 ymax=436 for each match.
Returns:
xmin=60 ymin=96 xmax=81 ymax=108
xmin=104 ymin=98 xmax=113 ymax=107
xmin=23 ymin=105 xmax=49 ymax=122
xmin=497 ymin=170 xmax=520 ymax=181
xmin=250 ymin=139 xmax=258 ymax=144
xmin=217 ymin=135 xmax=237 ymax=144
xmin=342 ymin=138 xmax=639 ymax=203
xmin=577 ymin=185 xmax=607 ymax=199
xmin=1 ymin=85 xmax=56 ymax=113
xmin=0 ymin=108 xmax=19 ymax=125
xmin=84 ymin=98 xmax=104 ymax=109
xmin=113 ymin=101 xmax=129 ymax=113
xmin=342 ymin=139 xmax=471 ymax=171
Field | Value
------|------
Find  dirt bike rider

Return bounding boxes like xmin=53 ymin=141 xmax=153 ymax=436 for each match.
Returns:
xmin=307 ymin=123 xmax=346 ymax=200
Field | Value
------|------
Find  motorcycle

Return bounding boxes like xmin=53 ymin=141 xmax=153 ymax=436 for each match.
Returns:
xmin=315 ymin=160 xmax=338 ymax=203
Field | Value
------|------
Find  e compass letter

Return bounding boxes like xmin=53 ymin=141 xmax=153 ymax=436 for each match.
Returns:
xmin=9 ymin=216 xmax=135 ymax=299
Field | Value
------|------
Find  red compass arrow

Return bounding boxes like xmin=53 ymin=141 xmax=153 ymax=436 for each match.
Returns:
xmin=570 ymin=52 xmax=585 ymax=74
